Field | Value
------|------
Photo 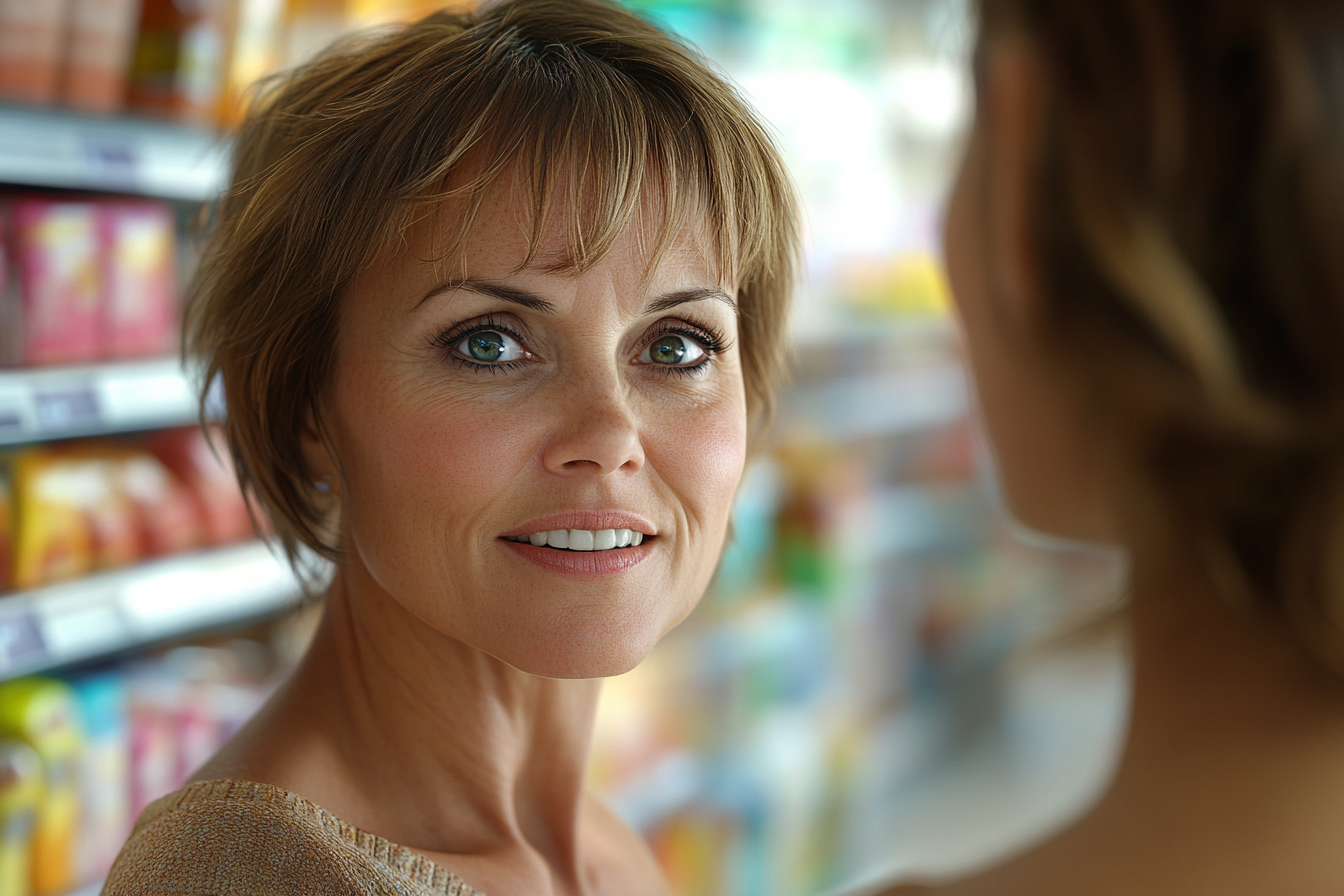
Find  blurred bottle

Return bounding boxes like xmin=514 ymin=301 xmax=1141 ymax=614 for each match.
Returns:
xmin=127 ymin=0 xmax=227 ymax=125
xmin=216 ymin=0 xmax=285 ymax=126
xmin=281 ymin=0 xmax=347 ymax=68
xmin=0 ymin=0 xmax=73 ymax=105
xmin=0 ymin=739 xmax=43 ymax=896
xmin=63 ymin=0 xmax=145 ymax=114
xmin=0 ymin=679 xmax=84 ymax=896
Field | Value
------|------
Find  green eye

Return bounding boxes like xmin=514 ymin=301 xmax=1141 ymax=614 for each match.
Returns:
xmin=466 ymin=332 xmax=505 ymax=362
xmin=639 ymin=333 xmax=707 ymax=367
xmin=454 ymin=329 xmax=527 ymax=365
xmin=650 ymin=336 xmax=687 ymax=365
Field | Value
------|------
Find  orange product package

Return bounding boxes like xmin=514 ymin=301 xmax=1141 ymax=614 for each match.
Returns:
xmin=63 ymin=0 xmax=145 ymax=114
xmin=51 ymin=445 xmax=144 ymax=573
xmin=0 ymin=0 xmax=74 ymax=105
xmin=107 ymin=448 xmax=206 ymax=558
xmin=145 ymin=428 xmax=253 ymax=545
xmin=10 ymin=451 xmax=95 ymax=591
xmin=0 ymin=463 xmax=12 ymax=592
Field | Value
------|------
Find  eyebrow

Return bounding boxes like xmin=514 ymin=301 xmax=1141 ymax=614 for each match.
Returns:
xmin=643 ymin=287 xmax=737 ymax=314
xmin=415 ymin=280 xmax=556 ymax=312
xmin=415 ymin=280 xmax=737 ymax=315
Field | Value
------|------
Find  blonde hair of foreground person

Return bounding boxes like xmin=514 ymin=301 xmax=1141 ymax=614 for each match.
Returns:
xmin=102 ymin=1 xmax=799 ymax=895
xmin=867 ymin=0 xmax=1344 ymax=895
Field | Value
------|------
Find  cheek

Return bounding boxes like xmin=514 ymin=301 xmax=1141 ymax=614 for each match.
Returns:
xmin=333 ymin=361 xmax=538 ymax=562
xmin=646 ymin=384 xmax=748 ymax=542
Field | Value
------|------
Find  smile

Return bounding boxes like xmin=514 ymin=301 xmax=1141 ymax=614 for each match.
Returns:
xmin=501 ymin=529 xmax=645 ymax=551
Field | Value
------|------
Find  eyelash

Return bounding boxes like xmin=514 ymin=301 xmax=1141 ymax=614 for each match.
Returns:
xmin=430 ymin=314 xmax=532 ymax=374
xmin=428 ymin=315 xmax=730 ymax=377
xmin=641 ymin=320 xmax=730 ymax=378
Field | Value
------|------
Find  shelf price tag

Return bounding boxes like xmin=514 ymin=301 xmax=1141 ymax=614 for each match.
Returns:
xmin=0 ymin=604 xmax=45 ymax=674
xmin=34 ymin=386 xmax=100 ymax=434
xmin=80 ymin=133 xmax=140 ymax=192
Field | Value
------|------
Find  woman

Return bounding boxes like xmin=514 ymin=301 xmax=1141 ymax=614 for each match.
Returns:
xmin=874 ymin=0 xmax=1344 ymax=893
xmin=103 ymin=1 xmax=799 ymax=893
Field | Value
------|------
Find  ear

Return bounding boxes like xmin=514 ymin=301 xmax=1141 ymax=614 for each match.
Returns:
xmin=300 ymin=407 xmax=340 ymax=497
xmin=982 ymin=34 xmax=1046 ymax=321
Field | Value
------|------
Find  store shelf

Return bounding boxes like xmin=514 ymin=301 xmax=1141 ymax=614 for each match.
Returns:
xmin=781 ymin=362 xmax=968 ymax=441
xmin=0 ymin=104 xmax=228 ymax=201
xmin=0 ymin=358 xmax=199 ymax=446
xmin=0 ymin=541 xmax=304 ymax=681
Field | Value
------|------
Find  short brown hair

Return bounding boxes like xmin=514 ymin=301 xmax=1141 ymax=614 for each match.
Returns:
xmin=187 ymin=0 xmax=801 ymax=570
xmin=977 ymin=0 xmax=1344 ymax=663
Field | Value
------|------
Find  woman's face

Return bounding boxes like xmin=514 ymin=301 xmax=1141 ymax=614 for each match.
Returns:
xmin=309 ymin=183 xmax=748 ymax=679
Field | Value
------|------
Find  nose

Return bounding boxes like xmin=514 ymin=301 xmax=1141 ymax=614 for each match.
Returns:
xmin=541 ymin=376 xmax=645 ymax=477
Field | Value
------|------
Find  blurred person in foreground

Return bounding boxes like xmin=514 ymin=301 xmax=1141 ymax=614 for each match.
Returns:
xmin=870 ymin=0 xmax=1344 ymax=894
xmin=101 ymin=1 xmax=799 ymax=893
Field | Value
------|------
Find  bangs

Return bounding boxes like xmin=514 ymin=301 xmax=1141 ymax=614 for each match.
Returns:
xmin=341 ymin=10 xmax=788 ymax=290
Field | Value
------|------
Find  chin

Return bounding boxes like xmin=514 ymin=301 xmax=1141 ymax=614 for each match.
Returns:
xmin=487 ymin=604 xmax=681 ymax=680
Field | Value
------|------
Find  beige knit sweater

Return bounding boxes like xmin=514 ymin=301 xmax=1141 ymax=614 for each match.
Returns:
xmin=102 ymin=779 xmax=487 ymax=895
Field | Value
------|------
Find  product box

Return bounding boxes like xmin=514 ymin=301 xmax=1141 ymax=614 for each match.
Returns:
xmin=0 ymin=0 xmax=73 ymax=105
xmin=0 ymin=739 xmax=43 ymax=896
xmin=0 ymin=677 xmax=85 ymax=896
xmin=12 ymin=202 xmax=103 ymax=368
xmin=0 ymin=204 xmax=24 ymax=367
xmin=146 ymin=428 xmax=252 ymax=545
xmin=99 ymin=202 xmax=178 ymax=360
xmin=63 ymin=0 xmax=145 ymax=114
xmin=50 ymin=448 xmax=144 ymax=572
xmin=108 ymin=448 xmax=205 ymax=557
xmin=0 ymin=466 xmax=13 ymax=593
xmin=69 ymin=670 xmax=130 ymax=883
xmin=11 ymin=451 xmax=96 ymax=591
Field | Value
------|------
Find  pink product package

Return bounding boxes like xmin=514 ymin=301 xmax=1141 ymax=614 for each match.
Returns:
xmin=0 ymin=206 xmax=18 ymax=366
xmin=99 ymin=202 xmax=178 ymax=360
xmin=14 ymin=200 xmax=104 ymax=366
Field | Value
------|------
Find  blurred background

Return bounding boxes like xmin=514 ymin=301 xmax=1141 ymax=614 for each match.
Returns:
xmin=0 ymin=1 xmax=1129 ymax=895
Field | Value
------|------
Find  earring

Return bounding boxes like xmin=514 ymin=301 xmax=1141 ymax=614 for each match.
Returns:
xmin=314 ymin=474 xmax=332 ymax=494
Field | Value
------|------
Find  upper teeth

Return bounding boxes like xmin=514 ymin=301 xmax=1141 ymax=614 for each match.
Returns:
xmin=504 ymin=529 xmax=644 ymax=551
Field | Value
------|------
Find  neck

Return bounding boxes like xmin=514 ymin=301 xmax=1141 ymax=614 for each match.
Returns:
xmin=270 ymin=562 xmax=602 ymax=890
xmin=1094 ymin=547 xmax=1344 ymax=864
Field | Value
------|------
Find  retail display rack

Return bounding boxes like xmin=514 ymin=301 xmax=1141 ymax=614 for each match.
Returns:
xmin=0 ymin=103 xmax=228 ymax=201
xmin=0 ymin=106 xmax=306 ymax=687
xmin=0 ymin=359 xmax=199 ymax=448
xmin=0 ymin=541 xmax=303 ymax=682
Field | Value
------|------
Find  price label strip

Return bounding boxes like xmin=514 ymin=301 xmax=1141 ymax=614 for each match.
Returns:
xmin=33 ymin=385 xmax=101 ymax=435
xmin=0 ymin=604 xmax=46 ymax=674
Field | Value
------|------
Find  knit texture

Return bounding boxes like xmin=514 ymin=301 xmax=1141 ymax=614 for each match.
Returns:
xmin=102 ymin=779 xmax=487 ymax=895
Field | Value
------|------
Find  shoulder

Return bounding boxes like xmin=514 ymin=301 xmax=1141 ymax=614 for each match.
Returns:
xmin=102 ymin=780 xmax=411 ymax=896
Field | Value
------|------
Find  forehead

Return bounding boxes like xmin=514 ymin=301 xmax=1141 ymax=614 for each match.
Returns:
xmin=410 ymin=161 xmax=731 ymax=288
